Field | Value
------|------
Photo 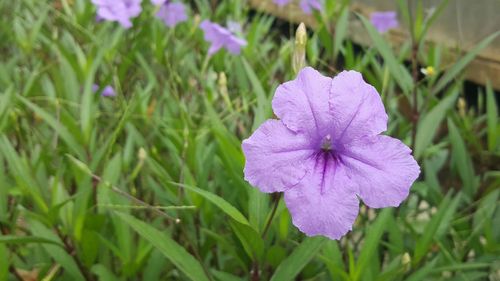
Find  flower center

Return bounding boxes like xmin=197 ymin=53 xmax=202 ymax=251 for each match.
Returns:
xmin=321 ymin=134 xmax=333 ymax=152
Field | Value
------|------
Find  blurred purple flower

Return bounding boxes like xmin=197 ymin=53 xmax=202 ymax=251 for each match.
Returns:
xmin=92 ymin=0 xmax=142 ymax=29
xmin=242 ymin=67 xmax=420 ymax=240
xmin=92 ymin=84 xmax=116 ymax=97
xmin=273 ymin=0 xmax=291 ymax=6
xmin=300 ymin=0 xmax=322 ymax=14
xmin=156 ymin=2 xmax=188 ymax=27
xmin=370 ymin=11 xmax=399 ymax=33
xmin=200 ymin=20 xmax=247 ymax=55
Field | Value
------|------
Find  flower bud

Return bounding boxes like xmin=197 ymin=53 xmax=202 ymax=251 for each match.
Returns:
xmin=218 ymin=72 xmax=233 ymax=111
xmin=401 ymin=253 xmax=411 ymax=267
xmin=293 ymin=23 xmax=307 ymax=75
xmin=457 ymin=97 xmax=467 ymax=117
xmin=138 ymin=147 xmax=147 ymax=162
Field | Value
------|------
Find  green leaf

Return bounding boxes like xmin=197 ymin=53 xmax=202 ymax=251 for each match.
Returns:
xmin=116 ymin=213 xmax=210 ymax=281
xmin=447 ymin=119 xmax=475 ymax=197
xmin=0 ymin=235 xmax=64 ymax=248
xmin=240 ymin=57 xmax=271 ymax=129
xmin=419 ymin=0 xmax=450 ymax=42
xmin=414 ymin=88 xmax=459 ymax=159
xmin=414 ymin=192 xmax=461 ymax=264
xmin=486 ymin=82 xmax=499 ymax=151
xmin=333 ymin=7 xmax=349 ymax=60
xmin=248 ymin=187 xmax=269 ymax=233
xmin=28 ymin=219 xmax=85 ymax=281
xmin=0 ymin=136 xmax=48 ymax=212
xmin=0 ymin=244 xmax=8 ymax=281
xmin=432 ymin=31 xmax=500 ymax=95
xmin=358 ymin=14 xmax=413 ymax=94
xmin=353 ymin=209 xmax=392 ymax=281
xmin=18 ymin=96 xmax=85 ymax=158
xmin=270 ymin=237 xmax=327 ymax=281
xmin=169 ymin=181 xmax=250 ymax=226
xmin=0 ymin=86 xmax=14 ymax=133
xmin=229 ymin=220 xmax=264 ymax=260
xmin=320 ymin=241 xmax=349 ymax=281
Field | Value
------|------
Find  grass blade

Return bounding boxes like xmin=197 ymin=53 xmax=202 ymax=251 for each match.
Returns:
xmin=358 ymin=14 xmax=413 ymax=94
xmin=116 ymin=213 xmax=210 ymax=281
xmin=432 ymin=31 xmax=500 ymax=95
xmin=169 ymin=181 xmax=250 ymax=226
xmin=270 ymin=236 xmax=327 ymax=281
xmin=414 ymin=88 xmax=459 ymax=159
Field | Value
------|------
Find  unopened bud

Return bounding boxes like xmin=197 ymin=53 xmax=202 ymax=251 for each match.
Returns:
xmin=218 ymin=72 xmax=227 ymax=92
xmin=218 ymin=72 xmax=233 ymax=111
xmin=457 ymin=97 xmax=467 ymax=117
xmin=192 ymin=15 xmax=201 ymax=34
xmin=293 ymin=23 xmax=307 ymax=75
xmin=402 ymin=252 xmax=411 ymax=270
xmin=138 ymin=148 xmax=147 ymax=161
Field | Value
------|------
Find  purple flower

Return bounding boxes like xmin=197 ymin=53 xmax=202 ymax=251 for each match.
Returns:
xmin=300 ymin=0 xmax=322 ymax=14
xmin=242 ymin=67 xmax=420 ymax=239
xmin=200 ymin=20 xmax=247 ymax=56
xmin=273 ymin=0 xmax=291 ymax=6
xmin=91 ymin=0 xmax=142 ymax=29
xmin=92 ymin=84 xmax=116 ymax=97
xmin=370 ymin=11 xmax=399 ymax=33
xmin=156 ymin=2 xmax=188 ymax=27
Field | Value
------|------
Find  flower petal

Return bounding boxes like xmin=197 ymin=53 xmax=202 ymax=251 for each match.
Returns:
xmin=272 ymin=67 xmax=333 ymax=138
xmin=242 ymin=120 xmax=314 ymax=193
xmin=284 ymin=159 xmax=359 ymax=240
xmin=329 ymin=71 xmax=388 ymax=144
xmin=341 ymin=135 xmax=420 ymax=208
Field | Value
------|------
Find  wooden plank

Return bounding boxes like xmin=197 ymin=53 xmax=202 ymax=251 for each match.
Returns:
xmin=249 ymin=0 xmax=500 ymax=90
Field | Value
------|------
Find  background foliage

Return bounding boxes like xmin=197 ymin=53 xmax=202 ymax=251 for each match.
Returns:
xmin=0 ymin=0 xmax=499 ymax=280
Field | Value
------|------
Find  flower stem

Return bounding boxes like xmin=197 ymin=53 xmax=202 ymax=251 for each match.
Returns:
xmin=251 ymin=193 xmax=282 ymax=281
xmin=410 ymin=41 xmax=420 ymax=151
xmin=262 ymin=193 xmax=282 ymax=238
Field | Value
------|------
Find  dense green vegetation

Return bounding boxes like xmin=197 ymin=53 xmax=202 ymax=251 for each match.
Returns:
xmin=0 ymin=0 xmax=498 ymax=280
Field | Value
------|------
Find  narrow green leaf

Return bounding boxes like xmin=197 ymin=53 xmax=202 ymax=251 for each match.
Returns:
xmin=358 ymin=14 xmax=413 ymax=93
xmin=0 ymin=86 xmax=14 ymax=133
xmin=320 ymin=241 xmax=348 ymax=281
xmin=169 ymin=181 xmax=250 ymax=226
xmin=414 ymin=192 xmax=461 ymax=263
xmin=0 ymin=235 xmax=64 ymax=248
xmin=333 ymin=7 xmax=349 ymax=60
xmin=18 ymin=96 xmax=85 ymax=158
xmin=432 ymin=31 xmax=500 ymax=95
xmin=447 ymin=119 xmax=475 ymax=197
xmin=0 ymin=136 xmax=48 ymax=212
xmin=414 ymin=88 xmax=459 ymax=159
xmin=229 ymin=220 xmax=264 ymax=260
xmin=419 ymin=0 xmax=450 ymax=42
xmin=486 ymin=82 xmax=498 ymax=151
xmin=240 ymin=57 xmax=271 ymax=129
xmin=270 ymin=237 xmax=327 ymax=281
xmin=28 ymin=219 xmax=85 ymax=281
xmin=0 ymin=244 xmax=7 ymax=281
xmin=353 ymin=209 xmax=392 ymax=281
xmin=248 ymin=188 xmax=269 ymax=232
xmin=116 ymin=213 xmax=210 ymax=281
